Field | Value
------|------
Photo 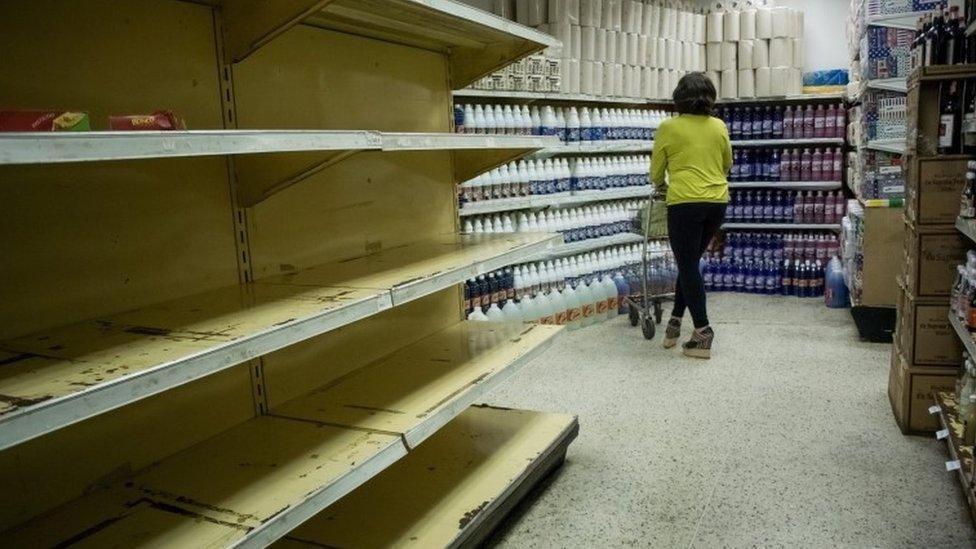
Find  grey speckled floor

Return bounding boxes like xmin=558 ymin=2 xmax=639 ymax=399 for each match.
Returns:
xmin=487 ymin=294 xmax=976 ymax=548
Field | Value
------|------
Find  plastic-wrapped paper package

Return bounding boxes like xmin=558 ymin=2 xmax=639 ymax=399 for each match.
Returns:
xmin=738 ymin=69 xmax=755 ymax=98
xmin=659 ymin=68 xmax=671 ymax=98
xmin=571 ymin=25 xmax=583 ymax=59
xmin=516 ymin=0 xmax=547 ymax=26
xmin=643 ymin=66 xmax=659 ymax=99
xmin=593 ymin=61 xmax=604 ymax=95
xmin=549 ymin=0 xmax=581 ymax=24
xmin=632 ymin=0 xmax=646 ymax=34
xmin=739 ymin=9 xmax=756 ymax=41
xmin=682 ymin=41 xmax=694 ymax=72
xmin=706 ymin=42 xmax=722 ymax=70
xmin=614 ymin=63 xmax=626 ymax=95
xmin=721 ymin=68 xmax=738 ymax=98
xmin=721 ymin=41 xmax=737 ymax=71
xmin=664 ymin=6 xmax=677 ymax=39
xmin=769 ymin=37 xmax=793 ymax=67
xmin=723 ymin=10 xmax=740 ymax=42
xmin=792 ymin=38 xmax=804 ymax=68
xmin=665 ymin=39 xmax=676 ymax=69
xmin=568 ymin=59 xmax=582 ymax=93
xmin=552 ymin=20 xmax=572 ymax=44
xmin=677 ymin=8 xmax=688 ymax=41
xmin=752 ymin=38 xmax=769 ymax=68
xmin=647 ymin=38 xmax=658 ymax=67
xmin=646 ymin=1 xmax=660 ymax=38
xmin=695 ymin=13 xmax=706 ymax=43
xmin=738 ymin=40 xmax=754 ymax=69
xmin=596 ymin=28 xmax=607 ymax=61
xmin=789 ymin=68 xmax=802 ymax=95
xmin=656 ymin=37 xmax=667 ymax=67
xmin=617 ymin=31 xmax=628 ymax=64
xmin=580 ymin=0 xmax=603 ymax=27
xmin=638 ymin=35 xmax=649 ymax=65
xmin=582 ymin=26 xmax=598 ymax=60
xmin=607 ymin=30 xmax=618 ymax=63
xmin=771 ymin=7 xmax=793 ymax=38
xmin=623 ymin=64 xmax=635 ymax=96
xmin=603 ymin=62 xmax=615 ymax=94
xmin=770 ymin=66 xmax=789 ymax=95
xmin=492 ymin=0 xmax=515 ymax=19
xmin=755 ymin=6 xmax=772 ymax=39
xmin=755 ymin=66 xmax=771 ymax=96
xmin=793 ymin=10 xmax=804 ymax=38
xmin=695 ymin=44 xmax=705 ymax=71
xmin=611 ymin=0 xmax=624 ymax=31
xmin=581 ymin=60 xmax=595 ymax=93
xmin=705 ymin=70 xmax=721 ymax=91
xmin=707 ymin=11 xmax=724 ymax=42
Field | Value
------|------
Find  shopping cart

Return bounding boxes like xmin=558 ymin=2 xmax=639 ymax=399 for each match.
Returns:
xmin=622 ymin=192 xmax=676 ymax=340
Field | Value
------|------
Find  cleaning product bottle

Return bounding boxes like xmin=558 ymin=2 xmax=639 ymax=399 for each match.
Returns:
xmin=468 ymin=305 xmax=489 ymax=321
xmin=824 ymin=256 xmax=849 ymax=308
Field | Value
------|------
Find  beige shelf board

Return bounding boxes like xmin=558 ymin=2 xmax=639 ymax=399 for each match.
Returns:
xmin=0 ymin=232 xmax=560 ymax=451
xmin=272 ymin=321 xmax=563 ymax=448
xmin=221 ymin=0 xmax=559 ymax=89
xmin=380 ymin=132 xmax=559 ymax=183
xmin=276 ymin=405 xmax=579 ymax=549
xmin=459 ymin=185 xmax=654 ymax=216
xmin=1 ymin=322 xmax=561 ymax=549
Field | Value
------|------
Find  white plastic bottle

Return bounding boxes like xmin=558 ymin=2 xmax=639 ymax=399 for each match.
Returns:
xmin=467 ymin=305 xmax=489 ymax=321
xmin=563 ymin=283 xmax=583 ymax=330
xmin=601 ymin=274 xmax=619 ymax=320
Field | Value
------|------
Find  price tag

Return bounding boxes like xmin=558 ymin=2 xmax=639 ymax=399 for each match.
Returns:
xmin=929 ymin=405 xmax=942 ymax=415
xmin=936 ymin=429 xmax=949 ymax=440
xmin=947 ymin=460 xmax=962 ymax=472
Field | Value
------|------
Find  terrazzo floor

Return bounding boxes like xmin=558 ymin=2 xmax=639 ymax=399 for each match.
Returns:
xmin=487 ymin=293 xmax=976 ymax=548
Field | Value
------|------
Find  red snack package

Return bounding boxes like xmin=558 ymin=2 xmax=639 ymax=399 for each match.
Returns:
xmin=0 ymin=110 xmax=91 ymax=131
xmin=108 ymin=111 xmax=186 ymax=131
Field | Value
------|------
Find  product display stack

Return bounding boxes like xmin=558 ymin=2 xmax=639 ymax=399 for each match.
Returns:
xmin=704 ymin=1 xmax=806 ymax=99
xmin=888 ymin=37 xmax=972 ymax=435
xmin=0 ymin=3 xmax=584 ymax=546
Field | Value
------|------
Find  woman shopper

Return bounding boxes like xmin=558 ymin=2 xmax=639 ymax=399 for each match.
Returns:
xmin=650 ymin=73 xmax=731 ymax=359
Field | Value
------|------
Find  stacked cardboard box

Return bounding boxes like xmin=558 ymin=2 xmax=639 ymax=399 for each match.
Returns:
xmin=889 ymin=79 xmax=969 ymax=434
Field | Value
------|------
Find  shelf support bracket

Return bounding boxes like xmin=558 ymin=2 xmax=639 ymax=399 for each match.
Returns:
xmin=220 ymin=0 xmax=335 ymax=64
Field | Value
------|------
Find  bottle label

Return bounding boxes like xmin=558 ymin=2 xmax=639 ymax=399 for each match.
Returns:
xmin=596 ymin=300 xmax=609 ymax=315
xmin=940 ymin=115 xmax=955 ymax=148
xmin=481 ymin=294 xmax=491 ymax=307
xmin=582 ymin=303 xmax=594 ymax=318
xmin=555 ymin=310 xmax=569 ymax=325
xmin=568 ymin=307 xmax=582 ymax=322
xmin=540 ymin=314 xmax=555 ymax=325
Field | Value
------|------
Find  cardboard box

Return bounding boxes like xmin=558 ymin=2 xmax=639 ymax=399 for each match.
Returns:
xmin=895 ymin=282 xmax=963 ymax=367
xmin=902 ymin=223 xmax=969 ymax=299
xmin=905 ymin=156 xmax=970 ymax=227
xmin=860 ymin=205 xmax=905 ymax=307
xmin=888 ymin=345 xmax=959 ymax=433
xmin=905 ymin=80 xmax=942 ymax=157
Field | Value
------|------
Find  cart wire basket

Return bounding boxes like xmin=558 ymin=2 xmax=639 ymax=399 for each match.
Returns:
xmin=623 ymin=191 xmax=676 ymax=340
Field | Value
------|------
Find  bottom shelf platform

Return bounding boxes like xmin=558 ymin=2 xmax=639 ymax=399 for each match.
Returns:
xmin=276 ymin=405 xmax=579 ymax=549
xmin=933 ymin=392 xmax=976 ymax=526
xmin=1 ymin=322 xmax=563 ymax=548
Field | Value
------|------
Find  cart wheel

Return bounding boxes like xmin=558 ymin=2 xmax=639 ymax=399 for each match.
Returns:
xmin=642 ymin=317 xmax=656 ymax=340
xmin=628 ymin=304 xmax=639 ymax=327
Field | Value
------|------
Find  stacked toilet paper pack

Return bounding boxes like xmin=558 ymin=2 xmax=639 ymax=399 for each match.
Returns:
xmin=479 ymin=0 xmax=708 ymax=101
xmin=704 ymin=2 xmax=806 ymax=99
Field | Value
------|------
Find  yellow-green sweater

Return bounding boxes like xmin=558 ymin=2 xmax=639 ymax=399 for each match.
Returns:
xmin=650 ymin=114 xmax=732 ymax=205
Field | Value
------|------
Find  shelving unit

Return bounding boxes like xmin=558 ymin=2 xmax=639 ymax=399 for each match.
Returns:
xmin=722 ymin=223 xmax=842 ymax=231
xmin=530 ymin=140 xmax=654 ymax=158
xmin=537 ymin=232 xmax=645 ymax=260
xmin=459 ymin=186 xmax=653 ymax=216
xmin=0 ymin=232 xmax=560 ymax=451
xmin=731 ymin=138 xmax=845 ymax=147
xmin=0 ymin=1 xmax=578 ymax=545
xmin=728 ymin=181 xmax=843 ymax=190
xmin=454 ymin=88 xmax=666 ymax=105
xmin=865 ymin=138 xmax=907 ymax=155
xmin=3 ymin=322 xmax=563 ymax=548
xmin=950 ymin=314 xmax=976 ymax=359
xmin=933 ymin=392 xmax=976 ymax=525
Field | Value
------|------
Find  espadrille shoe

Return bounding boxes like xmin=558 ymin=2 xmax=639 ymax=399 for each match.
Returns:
xmin=682 ymin=326 xmax=714 ymax=359
xmin=663 ymin=317 xmax=682 ymax=349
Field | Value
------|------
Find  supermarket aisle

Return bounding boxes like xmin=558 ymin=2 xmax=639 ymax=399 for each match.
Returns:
xmin=488 ymin=294 xmax=976 ymax=547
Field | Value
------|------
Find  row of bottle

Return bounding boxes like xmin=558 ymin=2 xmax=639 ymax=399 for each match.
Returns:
xmin=465 ymin=244 xmax=672 ymax=329
xmin=949 ymin=251 xmax=976 ymax=330
xmin=701 ymin=257 xmax=826 ymax=297
xmin=454 ymin=103 xmax=670 ymax=141
xmin=960 ymin=161 xmax=976 ymax=219
xmin=721 ymin=232 xmax=841 ymax=264
xmin=462 ymin=201 xmax=641 ymax=241
xmin=729 ymin=148 xmax=843 ymax=182
xmin=717 ymin=103 xmax=846 ymax=141
xmin=912 ymin=6 xmax=968 ymax=69
xmin=727 ymin=191 xmax=846 ymax=225
xmin=953 ymin=357 xmax=976 ymax=446
xmin=458 ymin=156 xmax=651 ymax=205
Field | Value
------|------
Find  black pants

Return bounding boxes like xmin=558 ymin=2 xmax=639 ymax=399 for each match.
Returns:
xmin=667 ymin=202 xmax=727 ymax=329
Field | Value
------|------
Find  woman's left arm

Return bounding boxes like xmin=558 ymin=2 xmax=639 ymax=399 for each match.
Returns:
xmin=720 ymin=124 xmax=733 ymax=175
xmin=650 ymin=131 xmax=668 ymax=185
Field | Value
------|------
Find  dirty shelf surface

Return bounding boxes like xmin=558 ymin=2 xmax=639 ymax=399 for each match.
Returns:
xmin=0 ymin=232 xmax=559 ymax=451
xmin=1 ymin=321 xmax=560 ymax=548
xmin=275 ymin=405 xmax=579 ymax=549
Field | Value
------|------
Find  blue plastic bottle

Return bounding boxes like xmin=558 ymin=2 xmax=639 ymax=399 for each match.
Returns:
xmin=762 ymin=106 xmax=773 ymax=139
xmin=731 ymin=107 xmax=742 ymax=140
xmin=724 ymin=260 xmax=737 ymax=291
xmin=773 ymin=106 xmax=784 ymax=138
xmin=769 ymin=150 xmax=781 ymax=182
xmin=753 ymin=262 xmax=765 ymax=294
xmin=742 ymin=192 xmax=753 ymax=222
xmin=714 ymin=259 xmax=727 ymax=292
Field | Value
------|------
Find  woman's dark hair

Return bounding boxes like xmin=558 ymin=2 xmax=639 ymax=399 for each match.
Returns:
xmin=673 ymin=72 xmax=717 ymax=116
